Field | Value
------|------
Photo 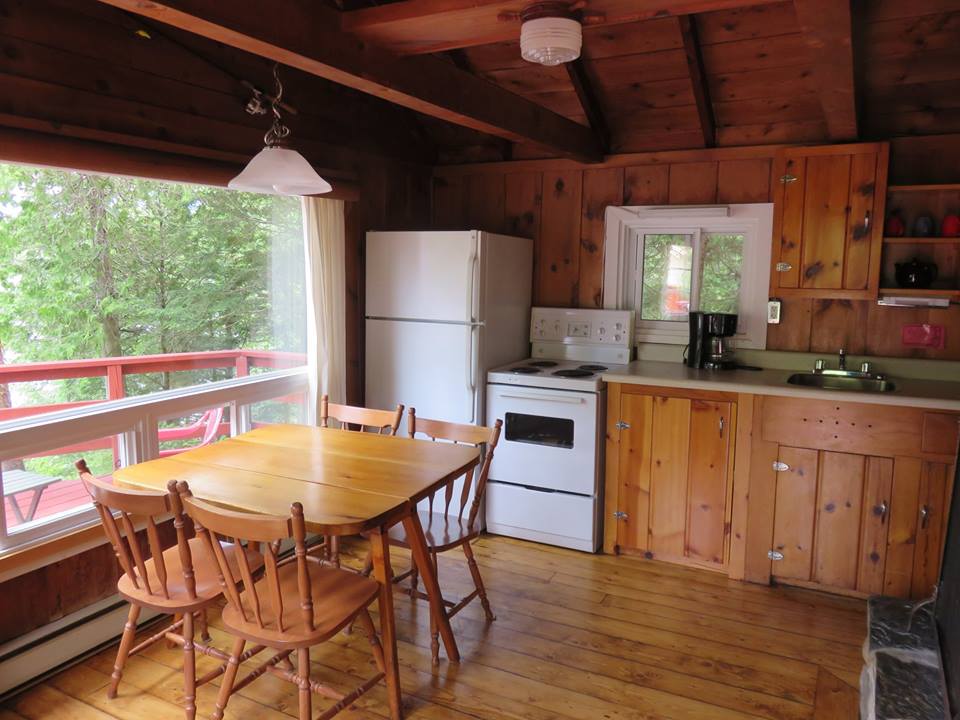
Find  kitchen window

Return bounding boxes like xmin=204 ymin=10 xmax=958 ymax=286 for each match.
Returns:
xmin=603 ymin=204 xmax=773 ymax=348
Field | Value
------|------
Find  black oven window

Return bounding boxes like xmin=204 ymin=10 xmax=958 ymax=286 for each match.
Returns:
xmin=504 ymin=412 xmax=574 ymax=449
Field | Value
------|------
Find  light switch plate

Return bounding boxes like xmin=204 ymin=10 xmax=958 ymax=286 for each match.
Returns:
xmin=767 ymin=299 xmax=782 ymax=324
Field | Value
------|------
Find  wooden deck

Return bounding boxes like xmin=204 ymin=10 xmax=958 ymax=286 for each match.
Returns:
xmin=1 ymin=535 xmax=864 ymax=719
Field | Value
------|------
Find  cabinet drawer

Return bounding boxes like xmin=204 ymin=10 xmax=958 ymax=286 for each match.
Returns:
xmin=486 ymin=481 xmax=599 ymax=552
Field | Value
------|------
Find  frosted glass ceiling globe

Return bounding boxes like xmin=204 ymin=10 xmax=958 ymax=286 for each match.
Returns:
xmin=520 ymin=17 xmax=582 ymax=66
xmin=228 ymin=146 xmax=332 ymax=196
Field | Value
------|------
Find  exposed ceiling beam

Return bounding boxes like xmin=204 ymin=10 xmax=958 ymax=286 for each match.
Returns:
xmin=95 ymin=0 xmax=603 ymax=162
xmin=565 ymin=59 xmax=610 ymax=154
xmin=792 ymin=0 xmax=858 ymax=140
xmin=341 ymin=0 xmax=786 ymax=55
xmin=676 ymin=16 xmax=715 ymax=148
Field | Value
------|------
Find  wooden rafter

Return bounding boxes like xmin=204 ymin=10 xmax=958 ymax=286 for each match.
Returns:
xmin=792 ymin=0 xmax=858 ymax=140
xmin=565 ymin=59 xmax=610 ymax=154
xmin=341 ymin=0 xmax=786 ymax=55
xmin=95 ymin=0 xmax=603 ymax=162
xmin=676 ymin=16 xmax=715 ymax=148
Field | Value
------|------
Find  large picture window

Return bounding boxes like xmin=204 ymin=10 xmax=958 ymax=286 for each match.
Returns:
xmin=0 ymin=163 xmax=310 ymax=549
xmin=604 ymin=205 xmax=773 ymax=348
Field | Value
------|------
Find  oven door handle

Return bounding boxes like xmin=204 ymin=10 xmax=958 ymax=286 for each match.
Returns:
xmin=497 ymin=392 xmax=586 ymax=405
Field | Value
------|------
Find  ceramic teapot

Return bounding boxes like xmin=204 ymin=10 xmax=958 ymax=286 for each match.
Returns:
xmin=895 ymin=257 xmax=938 ymax=289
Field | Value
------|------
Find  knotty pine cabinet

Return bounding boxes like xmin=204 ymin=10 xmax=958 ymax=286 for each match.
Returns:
xmin=749 ymin=397 xmax=959 ymax=600
xmin=770 ymin=142 xmax=889 ymax=299
xmin=604 ymin=385 xmax=736 ymax=571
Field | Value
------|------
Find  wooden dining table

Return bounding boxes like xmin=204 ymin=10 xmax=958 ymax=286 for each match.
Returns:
xmin=112 ymin=423 xmax=480 ymax=720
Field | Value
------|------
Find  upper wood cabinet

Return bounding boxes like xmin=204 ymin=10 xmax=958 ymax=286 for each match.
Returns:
xmin=605 ymin=385 xmax=736 ymax=571
xmin=770 ymin=142 xmax=889 ymax=299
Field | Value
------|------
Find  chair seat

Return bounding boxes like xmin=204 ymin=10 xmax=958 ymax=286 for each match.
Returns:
xmin=118 ymin=537 xmax=263 ymax=612
xmin=222 ymin=563 xmax=380 ymax=649
xmin=387 ymin=510 xmax=478 ymax=552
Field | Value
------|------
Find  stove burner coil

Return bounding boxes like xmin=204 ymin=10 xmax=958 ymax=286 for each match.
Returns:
xmin=511 ymin=366 xmax=541 ymax=374
xmin=578 ymin=364 xmax=608 ymax=372
xmin=552 ymin=369 xmax=593 ymax=378
xmin=528 ymin=360 xmax=558 ymax=367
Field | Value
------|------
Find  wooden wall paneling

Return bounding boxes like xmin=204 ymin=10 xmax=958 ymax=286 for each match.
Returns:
xmin=812 ymin=451 xmax=865 ymax=590
xmin=799 ymin=154 xmax=852 ymax=289
xmin=616 ymin=392 xmax=655 ymax=553
xmin=743 ymin=396 xmax=780 ymax=583
xmin=462 ymin=173 xmax=505 ymax=232
xmin=883 ymin=457 xmax=922 ymax=597
xmin=766 ymin=297 xmax=813 ymax=352
xmin=727 ymin=393 xmax=753 ymax=581
xmin=808 ymin=300 xmax=868 ymax=355
xmin=865 ymin=304 xmax=929 ymax=359
xmin=623 ymin=165 xmax=670 ymax=205
xmin=648 ymin=396 xmax=691 ymax=559
xmin=667 ymin=161 xmax=718 ymax=204
xmin=857 ymin=457 xmax=894 ymax=595
xmin=343 ymin=200 xmax=363 ymax=405
xmin=685 ymin=400 xmax=732 ymax=566
xmin=771 ymin=446 xmax=819 ymax=582
xmin=579 ymin=168 xmax=624 ymax=308
xmin=716 ymin=158 xmax=772 ymax=203
xmin=538 ymin=170 xmax=583 ymax=306
xmin=503 ymin=172 xmax=543 ymax=239
xmin=912 ymin=461 xmax=948 ymax=599
xmin=432 ymin=174 xmax=464 ymax=229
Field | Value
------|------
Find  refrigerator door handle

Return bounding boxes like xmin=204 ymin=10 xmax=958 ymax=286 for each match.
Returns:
xmin=466 ymin=324 xmax=478 ymax=422
xmin=466 ymin=251 xmax=478 ymax=323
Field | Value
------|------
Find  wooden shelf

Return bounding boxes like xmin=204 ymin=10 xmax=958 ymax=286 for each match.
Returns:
xmin=883 ymin=236 xmax=960 ymax=244
xmin=888 ymin=183 xmax=960 ymax=193
xmin=879 ymin=287 xmax=960 ymax=298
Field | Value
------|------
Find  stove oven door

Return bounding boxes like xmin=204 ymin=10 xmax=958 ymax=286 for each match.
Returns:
xmin=486 ymin=383 xmax=598 ymax=495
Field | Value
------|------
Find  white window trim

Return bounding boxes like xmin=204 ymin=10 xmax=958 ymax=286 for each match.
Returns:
xmin=603 ymin=204 xmax=773 ymax=349
xmin=0 ymin=366 xmax=310 ymax=552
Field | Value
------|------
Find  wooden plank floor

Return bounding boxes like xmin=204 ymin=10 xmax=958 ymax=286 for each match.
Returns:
xmin=2 ymin=535 xmax=864 ymax=719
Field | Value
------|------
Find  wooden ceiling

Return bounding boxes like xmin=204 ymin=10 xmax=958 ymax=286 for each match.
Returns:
xmin=2 ymin=0 xmax=959 ymax=169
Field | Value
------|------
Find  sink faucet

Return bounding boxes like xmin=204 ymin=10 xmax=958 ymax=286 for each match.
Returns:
xmin=838 ymin=348 xmax=846 ymax=371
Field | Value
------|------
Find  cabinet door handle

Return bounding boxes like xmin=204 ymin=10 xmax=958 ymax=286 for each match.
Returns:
xmin=874 ymin=501 xmax=888 ymax=521
xmin=920 ymin=505 xmax=931 ymax=529
xmin=864 ymin=210 xmax=871 ymax=231
xmin=718 ymin=416 xmax=724 ymax=438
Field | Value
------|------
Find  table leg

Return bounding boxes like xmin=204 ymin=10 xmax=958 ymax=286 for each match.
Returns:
xmin=7 ymin=495 xmax=26 ymax=525
xmin=402 ymin=513 xmax=460 ymax=663
xmin=25 ymin=488 xmax=45 ymax=522
xmin=369 ymin=528 xmax=402 ymax=720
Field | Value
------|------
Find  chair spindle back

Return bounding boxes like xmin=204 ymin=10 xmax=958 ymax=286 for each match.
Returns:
xmin=178 ymin=482 xmax=313 ymax=634
xmin=77 ymin=459 xmax=193 ymax=602
xmin=406 ymin=408 xmax=502 ymax=531
xmin=320 ymin=394 xmax=403 ymax=435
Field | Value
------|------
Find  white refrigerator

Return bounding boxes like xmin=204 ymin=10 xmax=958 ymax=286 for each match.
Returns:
xmin=365 ymin=230 xmax=532 ymax=430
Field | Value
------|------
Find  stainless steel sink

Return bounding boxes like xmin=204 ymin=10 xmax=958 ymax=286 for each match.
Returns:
xmin=787 ymin=372 xmax=896 ymax=393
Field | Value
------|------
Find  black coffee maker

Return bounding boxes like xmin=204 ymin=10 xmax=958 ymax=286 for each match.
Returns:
xmin=686 ymin=312 xmax=738 ymax=369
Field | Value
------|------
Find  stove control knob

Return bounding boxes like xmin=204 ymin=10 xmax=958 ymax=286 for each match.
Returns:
xmin=614 ymin=334 xmax=622 ymax=342
xmin=599 ymin=326 xmax=606 ymax=335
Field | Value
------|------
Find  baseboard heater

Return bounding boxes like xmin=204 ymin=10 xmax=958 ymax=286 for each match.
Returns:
xmin=0 ymin=595 xmax=162 ymax=702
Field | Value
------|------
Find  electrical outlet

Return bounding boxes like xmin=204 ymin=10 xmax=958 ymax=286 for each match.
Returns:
xmin=767 ymin=299 xmax=782 ymax=324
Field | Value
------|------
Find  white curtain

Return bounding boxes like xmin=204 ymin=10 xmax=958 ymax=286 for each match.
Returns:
xmin=302 ymin=196 xmax=346 ymax=422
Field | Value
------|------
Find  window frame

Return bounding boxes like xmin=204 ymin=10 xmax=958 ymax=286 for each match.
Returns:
xmin=603 ymin=204 xmax=773 ymax=349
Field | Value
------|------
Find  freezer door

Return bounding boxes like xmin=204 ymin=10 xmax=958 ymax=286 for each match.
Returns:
xmin=366 ymin=231 xmax=478 ymax=322
xmin=366 ymin=319 xmax=479 ymax=427
xmin=486 ymin=384 xmax=598 ymax=495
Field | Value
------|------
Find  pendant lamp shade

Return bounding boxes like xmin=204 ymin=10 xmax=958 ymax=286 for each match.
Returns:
xmin=228 ymin=146 xmax=332 ymax=196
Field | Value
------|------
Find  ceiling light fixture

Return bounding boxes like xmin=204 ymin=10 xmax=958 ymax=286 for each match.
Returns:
xmin=502 ymin=1 xmax=603 ymax=67
xmin=230 ymin=65 xmax=332 ymax=196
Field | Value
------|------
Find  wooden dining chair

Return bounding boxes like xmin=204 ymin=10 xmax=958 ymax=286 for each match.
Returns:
xmin=318 ymin=394 xmax=404 ymax=565
xmin=176 ymin=482 xmax=387 ymax=720
xmin=364 ymin=408 xmax=502 ymax=664
xmin=76 ymin=459 xmax=264 ymax=720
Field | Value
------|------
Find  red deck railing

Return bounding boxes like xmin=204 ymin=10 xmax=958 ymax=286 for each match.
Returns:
xmin=0 ymin=349 xmax=307 ymax=528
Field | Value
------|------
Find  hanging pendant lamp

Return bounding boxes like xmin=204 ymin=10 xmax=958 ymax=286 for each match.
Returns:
xmin=229 ymin=66 xmax=332 ymax=196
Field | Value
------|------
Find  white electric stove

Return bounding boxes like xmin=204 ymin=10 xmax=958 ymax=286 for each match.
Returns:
xmin=485 ymin=308 xmax=633 ymax=552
